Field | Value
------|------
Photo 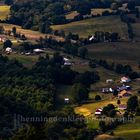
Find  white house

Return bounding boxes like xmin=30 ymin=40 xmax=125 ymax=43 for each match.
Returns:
xmin=33 ymin=49 xmax=44 ymax=54
xmin=63 ymin=57 xmax=72 ymax=66
xmin=89 ymin=35 xmax=95 ymax=41
xmin=120 ymin=77 xmax=131 ymax=83
xmin=0 ymin=37 xmax=7 ymax=42
xmin=64 ymin=98 xmax=70 ymax=104
xmin=106 ymin=79 xmax=114 ymax=83
xmin=5 ymin=47 xmax=12 ymax=53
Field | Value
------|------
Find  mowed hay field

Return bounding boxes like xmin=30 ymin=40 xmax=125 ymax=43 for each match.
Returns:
xmin=52 ymin=16 xmax=128 ymax=39
xmin=0 ymin=5 xmax=10 ymax=20
xmin=87 ymin=42 xmax=140 ymax=70
xmin=0 ymin=23 xmax=64 ymax=41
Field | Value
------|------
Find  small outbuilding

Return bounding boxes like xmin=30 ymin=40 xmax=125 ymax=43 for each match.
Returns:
xmin=64 ymin=98 xmax=70 ymax=104
xmin=120 ymin=77 xmax=131 ymax=83
xmin=106 ymin=79 xmax=114 ymax=83
xmin=63 ymin=57 xmax=72 ymax=66
xmin=95 ymin=108 xmax=102 ymax=116
xmin=33 ymin=49 xmax=44 ymax=54
xmin=118 ymin=90 xmax=132 ymax=97
xmin=5 ymin=47 xmax=12 ymax=54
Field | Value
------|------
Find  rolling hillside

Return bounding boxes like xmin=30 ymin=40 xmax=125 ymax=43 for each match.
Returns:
xmin=52 ymin=16 xmax=128 ymax=39
xmin=87 ymin=42 xmax=140 ymax=70
xmin=0 ymin=23 xmax=64 ymax=41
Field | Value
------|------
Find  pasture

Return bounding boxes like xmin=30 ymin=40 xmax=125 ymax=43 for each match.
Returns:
xmin=87 ymin=42 xmax=140 ymax=71
xmin=0 ymin=23 xmax=64 ymax=41
xmin=113 ymin=117 xmax=140 ymax=140
xmin=52 ymin=16 xmax=128 ymax=39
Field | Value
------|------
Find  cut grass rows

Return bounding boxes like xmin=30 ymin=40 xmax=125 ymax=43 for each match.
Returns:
xmin=52 ymin=16 xmax=128 ymax=39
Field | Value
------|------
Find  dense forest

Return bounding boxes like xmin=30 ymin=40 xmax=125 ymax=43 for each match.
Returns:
xmin=0 ymin=53 xmax=100 ymax=139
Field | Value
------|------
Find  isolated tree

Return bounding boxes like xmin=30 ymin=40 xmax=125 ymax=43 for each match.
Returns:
xmin=102 ymin=104 xmax=115 ymax=116
xmin=77 ymin=2 xmax=91 ymax=15
xmin=117 ymin=100 xmax=121 ymax=105
xmin=138 ymin=62 xmax=140 ymax=68
xmin=108 ymin=109 xmax=116 ymax=118
xmin=136 ymin=8 xmax=140 ymax=18
xmin=111 ymin=3 xmax=118 ymax=10
xmin=127 ymin=96 xmax=138 ymax=112
xmin=39 ymin=22 xmax=52 ymax=33
xmin=3 ymin=40 xmax=12 ymax=49
xmin=0 ymin=26 xmax=4 ymax=34
xmin=89 ymin=60 xmax=97 ymax=68
xmin=95 ymin=95 xmax=101 ymax=101
xmin=12 ymin=27 xmax=16 ymax=35
xmin=113 ymin=89 xmax=118 ymax=96
xmin=72 ymin=83 xmax=89 ymax=104
xmin=78 ymin=47 xmax=88 ymax=58
xmin=99 ymin=121 xmax=106 ymax=132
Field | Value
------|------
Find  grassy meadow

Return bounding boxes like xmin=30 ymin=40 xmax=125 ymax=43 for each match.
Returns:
xmin=87 ymin=42 xmax=140 ymax=71
xmin=52 ymin=16 xmax=128 ymax=39
xmin=113 ymin=117 xmax=140 ymax=140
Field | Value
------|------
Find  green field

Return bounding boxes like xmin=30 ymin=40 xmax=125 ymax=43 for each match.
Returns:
xmin=52 ymin=16 xmax=128 ymax=39
xmin=87 ymin=42 xmax=140 ymax=71
xmin=0 ymin=5 xmax=10 ymax=20
xmin=133 ymin=23 xmax=140 ymax=41
xmin=5 ymin=54 xmax=39 ymax=68
xmin=113 ymin=117 xmax=140 ymax=140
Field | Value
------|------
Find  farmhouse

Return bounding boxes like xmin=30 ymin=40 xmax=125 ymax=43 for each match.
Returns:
xmin=89 ymin=35 xmax=95 ymax=41
xmin=106 ymin=79 xmax=114 ymax=83
xmin=120 ymin=76 xmax=131 ymax=83
xmin=64 ymin=98 xmax=70 ymax=104
xmin=25 ymin=52 xmax=31 ymax=56
xmin=118 ymin=104 xmax=127 ymax=110
xmin=102 ymin=87 xmax=113 ymax=93
xmin=118 ymin=85 xmax=131 ymax=91
xmin=63 ymin=57 xmax=72 ymax=66
xmin=0 ymin=36 xmax=7 ymax=42
xmin=33 ymin=49 xmax=44 ymax=54
xmin=118 ymin=90 xmax=132 ymax=97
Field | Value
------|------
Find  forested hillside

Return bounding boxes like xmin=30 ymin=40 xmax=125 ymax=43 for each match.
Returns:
xmin=0 ymin=53 xmax=100 ymax=139
xmin=8 ymin=0 xmax=140 ymax=33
